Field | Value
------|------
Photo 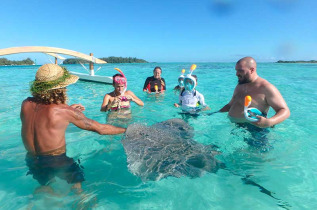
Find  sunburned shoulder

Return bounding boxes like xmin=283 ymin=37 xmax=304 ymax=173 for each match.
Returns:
xmin=21 ymin=98 xmax=35 ymax=111
xmin=49 ymin=104 xmax=79 ymax=117
xmin=22 ymin=97 xmax=35 ymax=104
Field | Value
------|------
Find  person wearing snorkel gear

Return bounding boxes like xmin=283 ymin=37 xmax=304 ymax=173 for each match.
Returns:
xmin=174 ymin=73 xmax=210 ymax=113
xmin=101 ymin=72 xmax=144 ymax=113
xmin=219 ymin=57 xmax=290 ymax=128
xmin=143 ymin=66 xmax=166 ymax=93
xmin=173 ymin=69 xmax=186 ymax=94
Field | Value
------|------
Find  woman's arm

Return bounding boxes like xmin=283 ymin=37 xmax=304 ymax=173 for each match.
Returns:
xmin=127 ymin=91 xmax=144 ymax=106
xmin=100 ymin=94 xmax=111 ymax=112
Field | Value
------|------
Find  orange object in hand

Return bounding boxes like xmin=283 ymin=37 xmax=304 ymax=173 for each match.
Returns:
xmin=244 ymin=95 xmax=252 ymax=107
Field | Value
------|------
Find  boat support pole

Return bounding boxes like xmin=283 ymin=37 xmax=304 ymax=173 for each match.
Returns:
xmin=89 ymin=53 xmax=94 ymax=76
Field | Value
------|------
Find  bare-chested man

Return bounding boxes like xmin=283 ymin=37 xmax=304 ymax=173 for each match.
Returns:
xmin=219 ymin=57 xmax=290 ymax=128
xmin=21 ymin=64 xmax=126 ymax=194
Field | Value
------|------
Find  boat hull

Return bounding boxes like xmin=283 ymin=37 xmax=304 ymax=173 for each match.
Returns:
xmin=70 ymin=71 xmax=112 ymax=84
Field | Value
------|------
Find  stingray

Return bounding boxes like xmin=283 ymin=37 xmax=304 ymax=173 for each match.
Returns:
xmin=122 ymin=118 xmax=224 ymax=181
xmin=122 ymin=118 xmax=290 ymax=209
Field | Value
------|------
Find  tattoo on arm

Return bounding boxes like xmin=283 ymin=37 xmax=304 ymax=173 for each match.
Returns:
xmin=74 ymin=109 xmax=93 ymax=129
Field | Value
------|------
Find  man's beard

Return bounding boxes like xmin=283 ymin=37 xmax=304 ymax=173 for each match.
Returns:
xmin=238 ymin=77 xmax=251 ymax=84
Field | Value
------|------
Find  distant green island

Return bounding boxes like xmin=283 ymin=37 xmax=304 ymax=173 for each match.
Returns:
xmin=276 ymin=60 xmax=317 ymax=63
xmin=0 ymin=58 xmax=34 ymax=65
xmin=63 ymin=56 xmax=148 ymax=64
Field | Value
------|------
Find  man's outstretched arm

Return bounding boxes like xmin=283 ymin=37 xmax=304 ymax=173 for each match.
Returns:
xmin=219 ymin=87 xmax=237 ymax=112
xmin=68 ymin=107 xmax=126 ymax=134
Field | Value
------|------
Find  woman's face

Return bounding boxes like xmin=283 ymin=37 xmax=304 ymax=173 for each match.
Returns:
xmin=153 ymin=68 xmax=162 ymax=79
xmin=113 ymin=83 xmax=125 ymax=94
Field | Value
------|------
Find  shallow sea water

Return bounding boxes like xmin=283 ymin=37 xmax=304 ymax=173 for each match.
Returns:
xmin=0 ymin=62 xmax=316 ymax=209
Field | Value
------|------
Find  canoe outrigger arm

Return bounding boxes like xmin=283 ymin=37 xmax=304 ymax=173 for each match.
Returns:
xmin=0 ymin=46 xmax=112 ymax=84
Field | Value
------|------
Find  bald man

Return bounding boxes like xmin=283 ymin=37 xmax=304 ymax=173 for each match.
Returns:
xmin=219 ymin=57 xmax=290 ymax=128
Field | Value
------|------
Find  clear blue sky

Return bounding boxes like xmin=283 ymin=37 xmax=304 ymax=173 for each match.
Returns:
xmin=0 ymin=0 xmax=316 ymax=63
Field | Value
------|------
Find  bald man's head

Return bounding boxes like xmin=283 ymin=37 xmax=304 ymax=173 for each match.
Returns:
xmin=236 ymin=57 xmax=257 ymax=69
xmin=235 ymin=57 xmax=258 ymax=84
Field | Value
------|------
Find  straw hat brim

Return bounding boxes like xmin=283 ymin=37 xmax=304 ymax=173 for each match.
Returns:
xmin=51 ymin=74 xmax=79 ymax=90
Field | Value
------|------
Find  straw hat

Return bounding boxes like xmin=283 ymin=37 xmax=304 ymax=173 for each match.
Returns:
xmin=35 ymin=64 xmax=79 ymax=90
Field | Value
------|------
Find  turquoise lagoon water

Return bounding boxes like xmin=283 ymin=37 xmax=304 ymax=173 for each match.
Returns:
xmin=0 ymin=63 xmax=316 ymax=209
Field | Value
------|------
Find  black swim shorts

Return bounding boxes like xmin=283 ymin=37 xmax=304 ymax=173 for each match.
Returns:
xmin=25 ymin=153 xmax=85 ymax=186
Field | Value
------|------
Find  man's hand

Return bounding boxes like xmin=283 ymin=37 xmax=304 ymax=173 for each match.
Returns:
xmin=71 ymin=104 xmax=85 ymax=112
xmin=252 ymin=116 xmax=272 ymax=128
xmin=174 ymin=103 xmax=180 ymax=107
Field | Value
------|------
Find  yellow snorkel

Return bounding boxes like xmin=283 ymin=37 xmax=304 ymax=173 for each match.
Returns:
xmin=190 ymin=64 xmax=197 ymax=73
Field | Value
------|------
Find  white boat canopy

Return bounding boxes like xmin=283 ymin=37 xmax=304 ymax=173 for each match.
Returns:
xmin=0 ymin=46 xmax=106 ymax=64
xmin=0 ymin=46 xmax=113 ymax=84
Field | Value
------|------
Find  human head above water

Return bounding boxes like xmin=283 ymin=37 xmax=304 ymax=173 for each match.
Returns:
xmin=112 ymin=73 xmax=127 ymax=94
xmin=30 ymin=64 xmax=79 ymax=104
xmin=153 ymin=66 xmax=162 ymax=79
xmin=235 ymin=57 xmax=258 ymax=84
xmin=184 ymin=74 xmax=198 ymax=91
xmin=112 ymin=73 xmax=126 ymax=86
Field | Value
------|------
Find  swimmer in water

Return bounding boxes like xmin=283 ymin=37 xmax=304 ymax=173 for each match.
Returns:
xmin=101 ymin=72 xmax=144 ymax=113
xmin=173 ymin=69 xmax=186 ymax=94
xmin=174 ymin=65 xmax=210 ymax=114
xmin=21 ymin=64 xmax=126 ymax=195
xmin=219 ymin=57 xmax=290 ymax=128
xmin=143 ymin=66 xmax=166 ymax=93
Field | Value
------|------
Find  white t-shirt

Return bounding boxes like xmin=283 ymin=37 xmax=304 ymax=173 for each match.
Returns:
xmin=179 ymin=90 xmax=206 ymax=111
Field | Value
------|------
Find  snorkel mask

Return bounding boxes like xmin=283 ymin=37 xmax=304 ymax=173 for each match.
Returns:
xmin=114 ymin=68 xmax=127 ymax=95
xmin=184 ymin=64 xmax=197 ymax=91
xmin=178 ymin=69 xmax=186 ymax=87
xmin=244 ymin=95 xmax=264 ymax=122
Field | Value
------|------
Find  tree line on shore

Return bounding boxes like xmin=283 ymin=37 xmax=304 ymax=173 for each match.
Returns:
xmin=0 ymin=58 xmax=34 ymax=65
xmin=276 ymin=60 xmax=317 ymax=63
xmin=63 ymin=56 xmax=148 ymax=64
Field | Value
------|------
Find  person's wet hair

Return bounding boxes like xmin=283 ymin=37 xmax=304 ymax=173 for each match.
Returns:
xmin=192 ymin=75 xmax=198 ymax=82
xmin=32 ymin=88 xmax=68 ymax=105
xmin=153 ymin=66 xmax=162 ymax=72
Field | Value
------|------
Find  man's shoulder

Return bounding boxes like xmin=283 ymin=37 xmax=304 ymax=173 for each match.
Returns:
xmin=48 ymin=104 xmax=78 ymax=120
xmin=21 ymin=97 xmax=34 ymax=111
xmin=257 ymin=77 xmax=275 ymax=89
xmin=22 ymin=97 xmax=35 ymax=104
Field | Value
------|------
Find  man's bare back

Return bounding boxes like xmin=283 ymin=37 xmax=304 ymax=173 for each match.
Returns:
xmin=21 ymin=97 xmax=126 ymax=155
xmin=220 ymin=57 xmax=290 ymax=128
xmin=21 ymin=98 xmax=79 ymax=155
